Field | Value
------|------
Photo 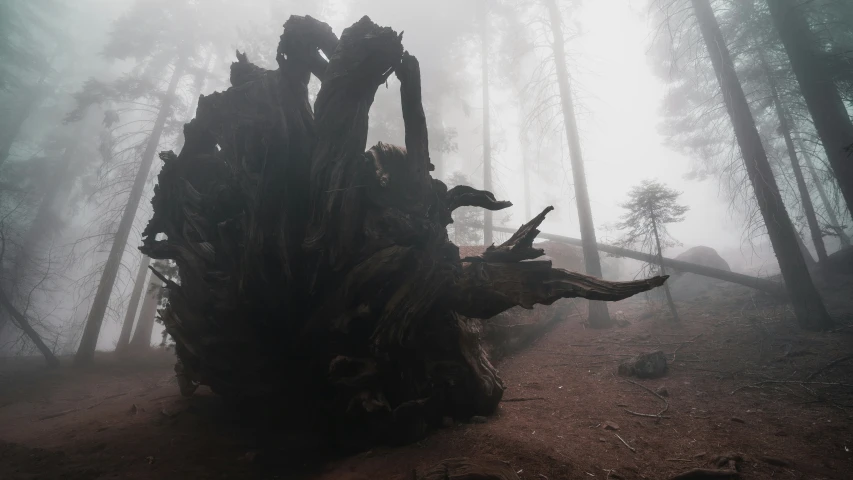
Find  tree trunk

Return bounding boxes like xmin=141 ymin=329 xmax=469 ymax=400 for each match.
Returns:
xmin=797 ymin=136 xmax=852 ymax=247
xmin=74 ymin=55 xmax=187 ymax=366
xmin=692 ymin=0 xmax=831 ymax=330
xmin=0 ymin=81 xmax=48 ymax=168
xmin=544 ymin=0 xmax=611 ymax=328
xmin=758 ymin=52 xmax=828 ymax=262
xmin=139 ymin=15 xmax=664 ymax=448
xmin=493 ymin=226 xmax=787 ymax=296
xmin=767 ymin=0 xmax=853 ymax=215
xmin=651 ymin=217 xmax=679 ymax=322
xmin=481 ymin=2 xmax=493 ymax=246
xmin=116 ymin=256 xmax=150 ymax=350
xmin=129 ymin=279 xmax=158 ymax=350
xmin=0 ymin=130 xmax=81 ymax=340
xmin=0 ymin=282 xmax=59 ymax=368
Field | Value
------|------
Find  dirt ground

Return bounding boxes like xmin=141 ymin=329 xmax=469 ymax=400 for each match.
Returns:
xmin=2 ymin=282 xmax=853 ymax=479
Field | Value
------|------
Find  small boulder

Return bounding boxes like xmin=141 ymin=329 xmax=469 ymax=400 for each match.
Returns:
xmin=618 ymin=351 xmax=668 ymax=379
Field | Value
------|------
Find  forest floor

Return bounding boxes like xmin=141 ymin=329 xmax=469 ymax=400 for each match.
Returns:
xmin=2 ymin=280 xmax=853 ymax=479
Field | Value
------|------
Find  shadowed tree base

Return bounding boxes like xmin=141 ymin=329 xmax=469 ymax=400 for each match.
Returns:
xmin=140 ymin=15 xmax=665 ymax=448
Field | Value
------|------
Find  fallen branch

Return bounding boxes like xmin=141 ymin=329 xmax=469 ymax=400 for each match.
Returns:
xmin=37 ymin=392 xmax=128 ymax=420
xmin=614 ymin=433 xmax=636 ymax=453
xmin=622 ymin=378 xmax=670 ymax=418
xmin=672 ymin=333 xmax=703 ymax=362
xmin=806 ymin=354 xmax=853 ymax=381
xmin=731 ymin=379 xmax=853 ymax=395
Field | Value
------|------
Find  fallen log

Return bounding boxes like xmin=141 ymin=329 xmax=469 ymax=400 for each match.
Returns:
xmin=140 ymin=15 xmax=663 ymax=449
xmin=494 ymin=227 xmax=785 ymax=296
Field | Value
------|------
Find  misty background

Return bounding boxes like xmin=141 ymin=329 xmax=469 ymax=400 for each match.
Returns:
xmin=1 ymin=0 xmax=849 ymax=356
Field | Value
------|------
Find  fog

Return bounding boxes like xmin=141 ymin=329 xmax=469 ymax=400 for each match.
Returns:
xmin=1 ymin=0 xmax=850 ymax=361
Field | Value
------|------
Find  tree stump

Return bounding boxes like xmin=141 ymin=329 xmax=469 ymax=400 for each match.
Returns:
xmin=140 ymin=15 xmax=666 ymax=448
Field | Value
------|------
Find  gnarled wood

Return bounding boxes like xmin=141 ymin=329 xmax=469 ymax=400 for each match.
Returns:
xmin=140 ymin=14 xmax=663 ymax=449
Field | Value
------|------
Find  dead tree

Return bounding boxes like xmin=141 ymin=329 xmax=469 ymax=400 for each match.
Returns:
xmin=140 ymin=15 xmax=664 ymax=448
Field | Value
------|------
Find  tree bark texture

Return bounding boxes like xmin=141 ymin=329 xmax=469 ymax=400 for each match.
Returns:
xmin=692 ymin=0 xmax=832 ymax=330
xmin=544 ymin=0 xmax=611 ymax=328
xmin=767 ymin=0 xmax=853 ymax=215
xmin=74 ymin=54 xmax=187 ymax=365
xmin=139 ymin=15 xmax=665 ymax=448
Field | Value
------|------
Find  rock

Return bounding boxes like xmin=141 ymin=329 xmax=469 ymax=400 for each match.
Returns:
xmin=675 ymin=246 xmax=731 ymax=271
xmin=618 ymin=351 xmax=668 ymax=379
xmin=670 ymin=246 xmax=732 ymax=301
xmin=603 ymin=421 xmax=620 ymax=431
xmin=656 ymin=386 xmax=669 ymax=397
xmin=469 ymin=416 xmax=488 ymax=424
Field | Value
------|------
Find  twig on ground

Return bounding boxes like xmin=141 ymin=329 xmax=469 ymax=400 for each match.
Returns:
xmin=38 ymin=392 xmax=128 ymax=420
xmin=806 ymin=354 xmax=853 ymax=381
xmin=614 ymin=433 xmax=636 ymax=453
xmin=731 ymin=380 xmax=853 ymax=395
xmin=622 ymin=378 xmax=670 ymax=418
xmin=672 ymin=333 xmax=703 ymax=362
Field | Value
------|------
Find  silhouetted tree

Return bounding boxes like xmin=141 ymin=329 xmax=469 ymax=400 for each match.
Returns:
xmin=617 ymin=180 xmax=689 ymax=322
xmin=691 ymin=0 xmax=832 ymax=330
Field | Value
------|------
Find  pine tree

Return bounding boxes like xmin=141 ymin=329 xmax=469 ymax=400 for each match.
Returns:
xmin=691 ymin=0 xmax=832 ymax=330
xmin=617 ymin=180 xmax=689 ymax=322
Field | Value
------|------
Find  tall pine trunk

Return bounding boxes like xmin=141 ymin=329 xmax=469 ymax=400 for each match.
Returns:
xmin=692 ymin=0 xmax=832 ymax=330
xmin=651 ymin=217 xmax=679 ymax=322
xmin=116 ymin=53 xmax=212 ymax=353
xmin=74 ymin=55 xmax=186 ymax=365
xmin=544 ymin=0 xmax=611 ymax=328
xmin=481 ymin=2 xmax=493 ymax=246
xmin=129 ymin=279 xmax=158 ymax=350
xmin=758 ymin=52 xmax=828 ymax=262
xmin=797 ymin=136 xmax=852 ymax=248
xmin=116 ymin=256 xmax=150 ymax=350
xmin=767 ymin=0 xmax=853 ymax=214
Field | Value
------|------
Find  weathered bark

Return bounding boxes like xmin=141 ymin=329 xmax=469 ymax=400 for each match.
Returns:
xmin=758 ymin=51 xmax=827 ymax=262
xmin=544 ymin=0 xmax=611 ymax=328
xmin=692 ymin=0 xmax=832 ymax=330
xmin=139 ymin=15 xmax=663 ymax=448
xmin=481 ymin=3 xmax=493 ymax=246
xmin=493 ymin=226 xmax=787 ymax=296
xmin=767 ymin=0 xmax=853 ymax=214
xmin=129 ymin=278 xmax=158 ymax=350
xmin=74 ymin=54 xmax=187 ymax=365
xmin=116 ymin=256 xmax=150 ymax=350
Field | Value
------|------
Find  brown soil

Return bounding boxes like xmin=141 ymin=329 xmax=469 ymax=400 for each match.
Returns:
xmin=2 ymin=283 xmax=852 ymax=479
